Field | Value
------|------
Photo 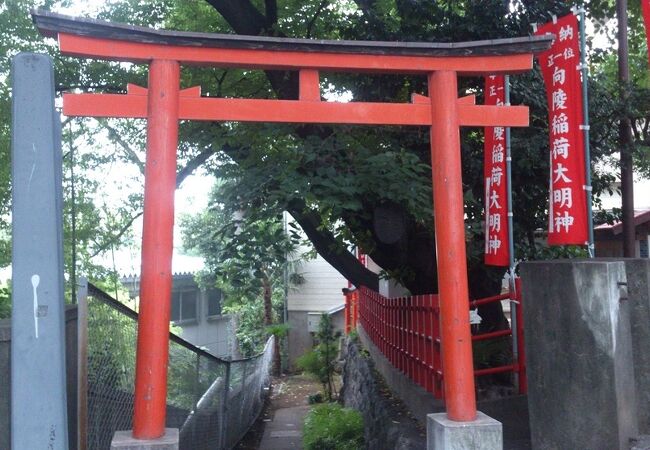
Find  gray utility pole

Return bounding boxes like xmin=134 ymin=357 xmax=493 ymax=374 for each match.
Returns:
xmin=617 ymin=0 xmax=636 ymax=257
xmin=11 ymin=53 xmax=69 ymax=450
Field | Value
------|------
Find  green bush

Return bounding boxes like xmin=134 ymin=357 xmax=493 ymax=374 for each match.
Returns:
xmin=296 ymin=313 xmax=341 ymax=400
xmin=303 ymin=403 xmax=364 ymax=450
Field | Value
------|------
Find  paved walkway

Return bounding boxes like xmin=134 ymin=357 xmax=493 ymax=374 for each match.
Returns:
xmin=258 ymin=405 xmax=310 ymax=449
xmin=257 ymin=374 xmax=321 ymax=450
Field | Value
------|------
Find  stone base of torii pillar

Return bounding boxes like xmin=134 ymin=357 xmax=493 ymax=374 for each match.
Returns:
xmin=110 ymin=429 xmax=179 ymax=450
xmin=428 ymin=411 xmax=502 ymax=450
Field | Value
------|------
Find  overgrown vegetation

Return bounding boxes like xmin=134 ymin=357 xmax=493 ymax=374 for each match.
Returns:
xmin=297 ymin=313 xmax=341 ymax=401
xmin=303 ymin=403 xmax=364 ymax=450
xmin=0 ymin=283 xmax=10 ymax=319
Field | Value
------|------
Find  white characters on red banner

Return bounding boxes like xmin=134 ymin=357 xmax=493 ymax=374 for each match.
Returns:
xmin=483 ymin=75 xmax=509 ymax=266
xmin=535 ymin=13 xmax=588 ymax=245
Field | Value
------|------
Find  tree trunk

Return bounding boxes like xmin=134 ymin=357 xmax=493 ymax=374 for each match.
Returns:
xmin=262 ymin=273 xmax=282 ymax=376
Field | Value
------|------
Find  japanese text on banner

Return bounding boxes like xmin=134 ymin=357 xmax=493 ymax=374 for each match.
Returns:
xmin=535 ymin=14 xmax=588 ymax=245
xmin=484 ymin=75 xmax=509 ymax=266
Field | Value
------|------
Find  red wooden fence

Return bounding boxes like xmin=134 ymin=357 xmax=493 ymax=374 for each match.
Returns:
xmin=347 ymin=279 xmax=526 ymax=399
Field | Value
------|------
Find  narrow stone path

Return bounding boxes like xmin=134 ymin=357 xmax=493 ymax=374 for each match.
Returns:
xmin=258 ymin=405 xmax=310 ymax=449
xmin=256 ymin=374 xmax=321 ymax=450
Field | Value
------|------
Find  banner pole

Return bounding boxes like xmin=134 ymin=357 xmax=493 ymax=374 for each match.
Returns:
xmin=504 ymin=75 xmax=519 ymax=390
xmin=579 ymin=7 xmax=595 ymax=257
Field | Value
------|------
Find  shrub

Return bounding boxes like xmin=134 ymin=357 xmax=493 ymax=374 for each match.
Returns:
xmin=303 ymin=403 xmax=364 ymax=450
xmin=296 ymin=313 xmax=341 ymax=400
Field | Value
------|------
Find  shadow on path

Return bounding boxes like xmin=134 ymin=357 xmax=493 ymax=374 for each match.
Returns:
xmin=237 ymin=374 xmax=321 ymax=450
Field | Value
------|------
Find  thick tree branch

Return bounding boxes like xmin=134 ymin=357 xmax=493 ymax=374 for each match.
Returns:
xmin=89 ymin=147 xmax=215 ymax=258
xmin=265 ymin=0 xmax=278 ymax=29
xmin=90 ymin=211 xmax=143 ymax=258
xmin=287 ymin=199 xmax=379 ymax=291
xmin=204 ymin=0 xmax=267 ymax=35
xmin=98 ymin=120 xmax=146 ymax=174
xmin=177 ymin=148 xmax=215 ymax=185
xmin=306 ymin=0 xmax=328 ymax=38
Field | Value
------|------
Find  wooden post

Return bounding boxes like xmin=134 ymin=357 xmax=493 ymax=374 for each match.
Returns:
xmin=428 ymin=70 xmax=477 ymax=422
xmin=133 ymin=59 xmax=180 ymax=439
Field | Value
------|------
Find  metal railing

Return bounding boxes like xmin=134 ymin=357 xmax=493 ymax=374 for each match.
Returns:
xmin=77 ymin=279 xmax=273 ymax=449
xmin=355 ymin=279 xmax=526 ymax=400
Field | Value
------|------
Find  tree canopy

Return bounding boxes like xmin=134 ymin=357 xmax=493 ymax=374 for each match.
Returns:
xmin=1 ymin=1 xmax=649 ymax=327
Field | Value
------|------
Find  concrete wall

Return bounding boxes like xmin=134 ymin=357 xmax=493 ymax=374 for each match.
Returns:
xmin=0 ymin=305 xmax=78 ymax=450
xmin=287 ymin=309 xmax=344 ymax=369
xmin=521 ymin=260 xmax=638 ymax=450
xmin=622 ymin=259 xmax=650 ymax=434
xmin=178 ymin=314 xmax=234 ymax=358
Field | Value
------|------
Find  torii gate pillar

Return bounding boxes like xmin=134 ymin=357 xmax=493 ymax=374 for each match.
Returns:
xmin=428 ymin=71 xmax=476 ymax=421
xmin=134 ymin=60 xmax=180 ymax=438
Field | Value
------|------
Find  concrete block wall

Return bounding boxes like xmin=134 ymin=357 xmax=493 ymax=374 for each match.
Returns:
xmin=625 ymin=259 xmax=650 ymax=434
xmin=521 ymin=260 xmax=638 ymax=450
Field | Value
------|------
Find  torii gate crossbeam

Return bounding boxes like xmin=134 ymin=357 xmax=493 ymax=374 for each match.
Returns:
xmin=33 ymin=9 xmax=552 ymax=441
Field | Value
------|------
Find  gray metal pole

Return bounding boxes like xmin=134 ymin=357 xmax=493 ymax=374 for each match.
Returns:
xmin=504 ymin=75 xmax=519 ymax=389
xmin=579 ymin=8 xmax=595 ymax=257
xmin=77 ymin=277 xmax=89 ymax=450
xmin=11 ymin=53 xmax=69 ymax=450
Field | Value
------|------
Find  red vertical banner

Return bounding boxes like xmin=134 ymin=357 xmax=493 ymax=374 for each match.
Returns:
xmin=641 ymin=0 xmax=650 ymax=61
xmin=535 ymin=14 xmax=589 ymax=245
xmin=484 ymin=75 xmax=509 ymax=265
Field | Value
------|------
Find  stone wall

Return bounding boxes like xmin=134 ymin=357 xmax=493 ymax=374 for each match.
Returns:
xmin=352 ymin=324 xmax=532 ymax=448
xmin=340 ymin=336 xmax=425 ymax=450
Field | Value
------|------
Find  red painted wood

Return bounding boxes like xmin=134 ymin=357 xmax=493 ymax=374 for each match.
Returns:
xmin=133 ymin=60 xmax=180 ymax=439
xmin=428 ymin=70 xmax=477 ymax=421
xmin=64 ymin=93 xmax=529 ymax=128
xmin=299 ymin=69 xmax=320 ymax=101
xmin=58 ymin=33 xmax=535 ymax=75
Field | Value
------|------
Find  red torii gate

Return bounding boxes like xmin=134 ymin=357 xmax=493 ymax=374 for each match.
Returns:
xmin=33 ymin=10 xmax=552 ymax=440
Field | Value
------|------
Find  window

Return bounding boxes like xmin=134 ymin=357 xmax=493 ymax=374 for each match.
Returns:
xmin=641 ymin=237 xmax=649 ymax=259
xmin=171 ymin=290 xmax=198 ymax=323
xmin=207 ymin=288 xmax=222 ymax=317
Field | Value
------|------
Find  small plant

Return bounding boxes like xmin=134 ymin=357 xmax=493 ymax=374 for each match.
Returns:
xmin=348 ymin=328 xmax=359 ymax=342
xmin=308 ymin=392 xmax=324 ymax=404
xmin=297 ymin=313 xmax=341 ymax=400
xmin=303 ymin=403 xmax=364 ymax=450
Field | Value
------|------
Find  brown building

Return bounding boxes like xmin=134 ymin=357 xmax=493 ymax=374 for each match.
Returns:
xmin=594 ymin=209 xmax=650 ymax=258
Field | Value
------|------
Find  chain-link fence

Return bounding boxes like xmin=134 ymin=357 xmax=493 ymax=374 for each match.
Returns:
xmin=78 ymin=280 xmax=273 ymax=450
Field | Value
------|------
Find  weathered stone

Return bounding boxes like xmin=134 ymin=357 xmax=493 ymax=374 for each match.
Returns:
xmin=624 ymin=259 xmax=650 ymax=434
xmin=427 ymin=412 xmax=502 ymax=450
xmin=630 ymin=434 xmax=650 ymax=450
xmin=521 ymin=259 xmax=638 ymax=450
xmin=110 ymin=429 xmax=179 ymax=450
xmin=341 ymin=337 xmax=426 ymax=450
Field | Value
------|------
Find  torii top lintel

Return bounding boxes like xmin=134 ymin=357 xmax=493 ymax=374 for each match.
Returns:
xmin=32 ymin=9 xmax=552 ymax=127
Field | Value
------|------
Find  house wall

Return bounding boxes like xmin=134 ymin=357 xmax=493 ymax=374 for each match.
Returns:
xmin=288 ymin=255 xmax=347 ymax=312
xmin=286 ymin=254 xmax=347 ymax=369
xmin=122 ymin=274 xmax=234 ymax=359
xmin=178 ymin=312 xmax=234 ymax=358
